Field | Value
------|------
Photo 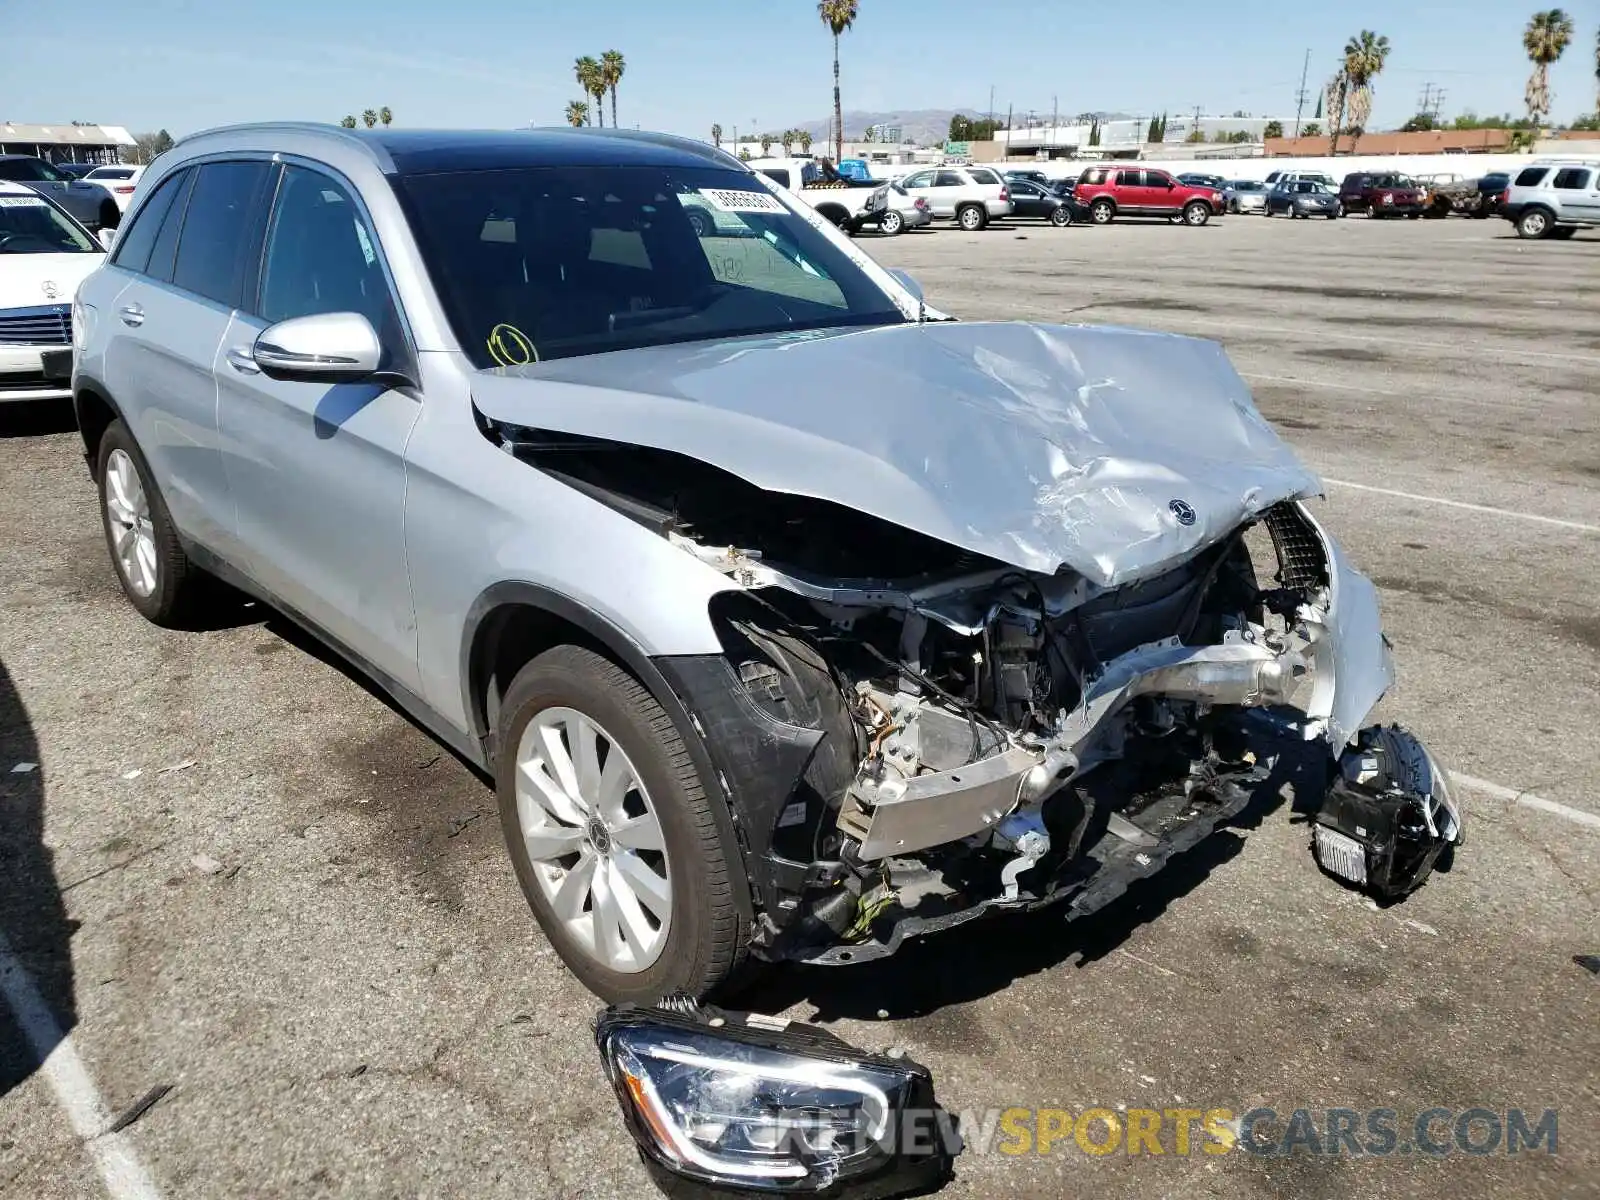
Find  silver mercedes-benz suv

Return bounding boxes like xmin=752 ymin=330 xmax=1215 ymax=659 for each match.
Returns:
xmin=72 ymin=124 xmax=1458 ymax=1004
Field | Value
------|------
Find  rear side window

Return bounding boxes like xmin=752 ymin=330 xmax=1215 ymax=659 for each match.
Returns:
xmin=144 ymin=169 xmax=197 ymax=283
xmin=968 ymin=168 xmax=1000 ymax=185
xmin=171 ymin=160 xmax=272 ymax=306
xmin=109 ymin=170 xmax=189 ymax=275
xmin=934 ymin=171 xmax=964 ymax=187
xmin=1552 ymin=168 xmax=1592 ymax=190
xmin=758 ymin=168 xmax=792 ymax=189
xmin=1513 ymin=167 xmax=1547 ymax=187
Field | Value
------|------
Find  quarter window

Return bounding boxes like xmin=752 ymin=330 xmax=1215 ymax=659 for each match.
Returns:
xmin=256 ymin=166 xmax=396 ymax=336
xmin=171 ymin=160 xmax=272 ymax=306
xmin=109 ymin=169 xmax=189 ymax=275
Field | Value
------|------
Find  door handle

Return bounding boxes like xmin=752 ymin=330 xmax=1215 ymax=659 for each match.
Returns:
xmin=118 ymin=304 xmax=144 ymax=327
xmin=226 ymin=346 xmax=261 ymax=375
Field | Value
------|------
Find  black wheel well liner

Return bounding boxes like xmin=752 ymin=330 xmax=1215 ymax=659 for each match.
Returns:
xmin=73 ymin=382 xmax=121 ymax=478
xmin=459 ymin=582 xmax=757 ymax=919
xmin=810 ymin=202 xmax=849 ymax=222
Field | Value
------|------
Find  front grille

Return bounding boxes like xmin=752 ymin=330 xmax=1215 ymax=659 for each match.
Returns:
xmin=0 ymin=304 xmax=72 ymax=346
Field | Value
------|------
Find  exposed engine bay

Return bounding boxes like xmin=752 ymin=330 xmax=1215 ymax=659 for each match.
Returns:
xmin=493 ymin=422 xmax=1464 ymax=961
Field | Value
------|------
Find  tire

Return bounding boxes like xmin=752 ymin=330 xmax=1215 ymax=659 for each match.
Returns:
xmin=1550 ymin=227 xmax=1578 ymax=240
xmin=1048 ymin=205 xmax=1071 ymax=227
xmin=97 ymin=200 xmax=120 ymax=231
xmin=1517 ymin=208 xmax=1552 ymax=239
xmin=956 ymin=204 xmax=985 ymax=231
xmin=879 ymin=208 xmax=904 ymax=236
xmin=685 ymin=208 xmax=714 ymax=238
xmin=96 ymin=418 xmax=204 ymax=627
xmin=1325 ymin=212 xmax=1338 ymax=220
xmin=1406 ymin=211 xmax=1420 ymax=220
xmin=1090 ymin=199 xmax=1114 ymax=225
xmin=1183 ymin=202 xmax=1209 ymax=227
xmin=495 ymin=645 xmax=747 ymax=1004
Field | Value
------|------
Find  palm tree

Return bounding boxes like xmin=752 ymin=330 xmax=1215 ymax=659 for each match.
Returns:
xmin=575 ymin=57 xmax=604 ymax=126
xmin=817 ymin=0 xmax=859 ymax=164
xmin=798 ymin=130 xmax=813 ymax=154
xmin=567 ymin=100 xmax=590 ymax=128
xmin=361 ymin=108 xmax=378 ymax=129
xmin=378 ymin=106 xmax=393 ymax=127
xmin=1325 ymin=71 xmax=1350 ymax=155
xmin=339 ymin=115 xmax=358 ymax=129
xmin=1341 ymin=30 xmax=1391 ymax=153
xmin=1522 ymin=10 xmax=1574 ymax=135
xmin=711 ymin=123 xmax=723 ymax=148
xmin=601 ymin=50 xmax=625 ymax=129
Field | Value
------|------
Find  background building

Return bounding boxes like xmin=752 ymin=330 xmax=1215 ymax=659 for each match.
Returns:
xmin=0 ymin=122 xmax=136 ymax=164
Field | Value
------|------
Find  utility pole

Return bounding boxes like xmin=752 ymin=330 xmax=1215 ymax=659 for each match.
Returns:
xmin=989 ymin=85 xmax=996 ymax=126
xmin=1292 ymin=47 xmax=1311 ymax=137
xmin=1192 ymin=103 xmax=1203 ymax=143
xmin=1051 ymin=94 xmax=1058 ymax=154
xmin=1417 ymin=82 xmax=1446 ymax=123
xmin=1004 ymin=103 xmax=1013 ymax=160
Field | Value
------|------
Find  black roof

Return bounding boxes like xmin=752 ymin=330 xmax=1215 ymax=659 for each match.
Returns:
xmin=362 ymin=128 xmax=739 ymax=175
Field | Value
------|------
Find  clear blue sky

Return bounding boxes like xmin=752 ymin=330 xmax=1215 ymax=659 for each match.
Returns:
xmin=4 ymin=0 xmax=1595 ymax=139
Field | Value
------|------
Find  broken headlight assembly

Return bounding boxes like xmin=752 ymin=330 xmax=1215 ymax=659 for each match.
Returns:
xmin=595 ymin=1002 xmax=957 ymax=1197
xmin=1312 ymin=724 xmax=1464 ymax=900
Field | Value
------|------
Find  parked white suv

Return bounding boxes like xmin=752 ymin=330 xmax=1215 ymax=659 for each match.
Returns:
xmin=895 ymin=165 xmax=1013 ymax=230
xmin=1500 ymin=160 xmax=1600 ymax=239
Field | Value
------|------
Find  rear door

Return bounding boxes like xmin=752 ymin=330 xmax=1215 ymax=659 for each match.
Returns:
xmin=100 ymin=160 xmax=272 ymax=556
xmin=1113 ymin=169 xmax=1153 ymax=214
xmin=928 ymin=170 xmax=967 ymax=217
xmin=215 ymin=162 xmax=423 ymax=689
xmin=1144 ymin=170 xmax=1182 ymax=214
xmin=1550 ymin=167 xmax=1600 ymax=223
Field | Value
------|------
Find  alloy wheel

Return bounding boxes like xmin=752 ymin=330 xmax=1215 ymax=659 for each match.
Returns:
xmin=104 ymin=448 xmax=157 ymax=597
xmin=515 ymin=706 xmax=672 ymax=973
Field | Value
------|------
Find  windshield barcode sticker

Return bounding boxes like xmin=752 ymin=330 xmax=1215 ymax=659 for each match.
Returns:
xmin=698 ymin=188 xmax=787 ymax=214
xmin=0 ymin=196 xmax=48 ymax=208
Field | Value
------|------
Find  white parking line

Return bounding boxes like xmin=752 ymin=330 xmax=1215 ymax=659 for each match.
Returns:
xmin=0 ymin=931 xmax=163 ymax=1200
xmin=1450 ymin=773 xmax=1600 ymax=832
xmin=1323 ymin=479 xmax=1600 ymax=534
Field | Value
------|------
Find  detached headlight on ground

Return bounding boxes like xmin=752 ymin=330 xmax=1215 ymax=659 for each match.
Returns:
xmin=595 ymin=1002 xmax=956 ymax=1196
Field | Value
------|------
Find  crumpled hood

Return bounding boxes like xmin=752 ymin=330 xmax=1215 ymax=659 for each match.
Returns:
xmin=470 ymin=320 xmax=1322 ymax=588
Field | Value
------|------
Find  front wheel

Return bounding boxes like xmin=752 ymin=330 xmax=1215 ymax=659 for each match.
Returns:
xmin=956 ymin=204 xmax=986 ymax=231
xmin=1048 ymin=205 xmax=1071 ymax=227
xmin=878 ymin=209 xmax=904 ymax=236
xmin=1183 ymin=202 xmax=1210 ymax=227
xmin=496 ymin=645 xmax=747 ymax=1003
xmin=96 ymin=419 xmax=205 ymax=626
xmin=1550 ymin=227 xmax=1578 ymax=240
xmin=1090 ymin=199 xmax=1115 ymax=225
xmin=1517 ymin=209 xmax=1552 ymax=239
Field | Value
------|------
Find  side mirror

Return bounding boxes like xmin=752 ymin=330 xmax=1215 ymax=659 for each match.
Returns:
xmin=888 ymin=268 xmax=923 ymax=303
xmin=96 ymin=227 xmax=116 ymax=251
xmin=253 ymin=312 xmax=382 ymax=383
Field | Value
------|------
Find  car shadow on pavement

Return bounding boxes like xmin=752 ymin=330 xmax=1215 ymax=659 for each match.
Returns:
xmin=0 ymin=657 xmax=78 ymax=1098
xmin=736 ymin=737 xmax=1329 ymax=1024
xmin=0 ymin=399 xmax=77 ymax=439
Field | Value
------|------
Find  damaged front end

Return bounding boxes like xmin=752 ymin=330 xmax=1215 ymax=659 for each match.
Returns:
xmin=486 ymin=380 xmax=1461 ymax=967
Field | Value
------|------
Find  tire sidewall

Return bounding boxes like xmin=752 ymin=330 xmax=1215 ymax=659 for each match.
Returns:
xmin=1185 ymin=202 xmax=1209 ymax=226
xmin=96 ymin=420 xmax=176 ymax=622
xmin=880 ymin=209 xmax=903 ymax=235
xmin=1091 ymin=200 xmax=1113 ymax=224
xmin=958 ymin=205 xmax=983 ymax=231
xmin=494 ymin=651 xmax=724 ymax=1003
xmin=1049 ymin=205 xmax=1070 ymax=226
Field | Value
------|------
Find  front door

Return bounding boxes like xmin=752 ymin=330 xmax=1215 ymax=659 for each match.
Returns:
xmin=215 ymin=163 xmax=423 ymax=691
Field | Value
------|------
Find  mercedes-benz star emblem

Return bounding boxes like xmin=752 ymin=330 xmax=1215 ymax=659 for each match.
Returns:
xmin=40 ymin=281 xmax=60 ymax=300
xmin=1169 ymin=499 xmax=1197 ymax=526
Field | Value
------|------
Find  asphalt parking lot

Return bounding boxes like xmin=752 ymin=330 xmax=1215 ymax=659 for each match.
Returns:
xmin=1 ymin=213 xmax=1596 ymax=1200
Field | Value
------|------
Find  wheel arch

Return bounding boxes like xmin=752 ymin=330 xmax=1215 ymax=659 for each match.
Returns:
xmin=810 ymin=202 xmax=850 ymax=226
xmin=73 ymin=381 xmax=123 ymax=479
xmin=462 ymin=581 xmax=758 ymax=921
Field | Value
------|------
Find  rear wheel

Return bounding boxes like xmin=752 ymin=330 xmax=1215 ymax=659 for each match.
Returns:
xmin=878 ymin=208 xmax=904 ymax=236
xmin=1090 ymin=199 xmax=1115 ymax=225
xmin=1516 ymin=208 xmax=1552 ymax=239
xmin=96 ymin=419 xmax=205 ymax=627
xmin=495 ymin=645 xmax=747 ymax=1003
xmin=956 ymin=204 xmax=985 ymax=231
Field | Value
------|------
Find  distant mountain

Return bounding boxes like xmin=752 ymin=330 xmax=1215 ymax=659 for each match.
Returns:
xmin=790 ymin=109 xmax=982 ymax=146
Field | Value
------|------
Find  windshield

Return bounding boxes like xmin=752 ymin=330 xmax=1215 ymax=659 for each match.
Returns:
xmin=0 ymin=193 xmax=97 ymax=254
xmin=398 ymin=165 xmax=905 ymax=367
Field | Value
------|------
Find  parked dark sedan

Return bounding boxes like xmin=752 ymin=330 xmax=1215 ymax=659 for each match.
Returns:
xmin=1004 ymin=177 xmax=1080 ymax=225
xmin=0 ymin=155 xmax=121 ymax=230
xmin=1267 ymin=180 xmax=1341 ymax=219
